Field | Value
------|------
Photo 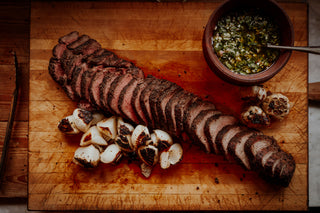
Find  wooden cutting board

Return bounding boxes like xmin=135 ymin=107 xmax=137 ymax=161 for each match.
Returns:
xmin=29 ymin=1 xmax=308 ymax=211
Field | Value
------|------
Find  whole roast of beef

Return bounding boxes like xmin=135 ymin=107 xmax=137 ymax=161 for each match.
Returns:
xmin=48 ymin=31 xmax=295 ymax=187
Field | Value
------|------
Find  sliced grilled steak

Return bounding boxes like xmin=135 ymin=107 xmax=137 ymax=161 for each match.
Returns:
xmin=100 ymin=73 xmax=122 ymax=113
xmin=131 ymin=76 xmax=154 ymax=125
xmin=71 ymin=39 xmax=101 ymax=56
xmin=107 ymin=73 xmax=135 ymax=115
xmin=190 ymin=109 xmax=222 ymax=153
xmin=89 ymin=71 xmax=107 ymax=108
xmin=139 ymin=76 xmax=162 ymax=127
xmin=48 ymin=57 xmax=66 ymax=85
xmin=67 ymin=34 xmax=90 ymax=50
xmin=175 ymin=93 xmax=199 ymax=136
xmin=244 ymin=135 xmax=278 ymax=170
xmin=183 ymin=99 xmax=216 ymax=134
xmin=61 ymin=49 xmax=83 ymax=81
xmin=227 ymin=129 xmax=261 ymax=170
xmin=118 ymin=77 xmax=144 ymax=124
xmin=164 ymin=89 xmax=187 ymax=136
xmin=62 ymin=84 xmax=78 ymax=101
xmin=81 ymin=69 xmax=96 ymax=100
xmin=58 ymin=31 xmax=79 ymax=45
xmin=71 ymin=63 xmax=88 ymax=99
xmin=216 ymin=124 xmax=243 ymax=157
xmin=53 ymin=43 xmax=66 ymax=59
xmin=204 ymin=114 xmax=238 ymax=154
xmin=149 ymin=81 xmax=177 ymax=129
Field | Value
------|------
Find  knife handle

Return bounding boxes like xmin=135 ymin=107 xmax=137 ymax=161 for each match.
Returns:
xmin=309 ymin=82 xmax=320 ymax=101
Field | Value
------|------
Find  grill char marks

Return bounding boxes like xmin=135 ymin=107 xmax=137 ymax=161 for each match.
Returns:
xmin=48 ymin=57 xmax=66 ymax=85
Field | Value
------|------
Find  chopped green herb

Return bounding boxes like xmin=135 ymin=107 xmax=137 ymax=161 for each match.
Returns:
xmin=212 ymin=9 xmax=280 ymax=74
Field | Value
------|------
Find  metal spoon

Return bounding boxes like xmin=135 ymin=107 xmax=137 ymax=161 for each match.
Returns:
xmin=267 ymin=43 xmax=320 ymax=55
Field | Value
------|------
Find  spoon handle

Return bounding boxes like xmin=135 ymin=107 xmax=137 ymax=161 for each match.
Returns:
xmin=267 ymin=44 xmax=320 ymax=55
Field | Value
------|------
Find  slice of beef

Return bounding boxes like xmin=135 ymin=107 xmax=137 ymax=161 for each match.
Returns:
xmin=244 ymin=134 xmax=278 ymax=170
xmin=118 ymin=77 xmax=144 ymax=124
xmin=183 ymin=99 xmax=216 ymax=134
xmin=139 ymin=76 xmax=163 ymax=127
xmin=227 ymin=129 xmax=261 ymax=170
xmin=100 ymin=73 xmax=122 ymax=113
xmin=215 ymin=124 xmax=243 ymax=157
xmin=131 ymin=76 xmax=154 ymax=125
xmin=107 ymin=73 xmax=135 ymax=115
xmin=71 ymin=63 xmax=88 ymax=99
xmin=114 ymin=58 xmax=135 ymax=68
xmin=58 ymin=31 xmax=79 ymax=45
xmin=174 ymin=93 xmax=199 ymax=136
xmin=89 ymin=71 xmax=107 ymax=108
xmin=48 ymin=57 xmax=66 ymax=86
xmin=125 ymin=67 xmax=144 ymax=79
xmin=62 ymin=84 xmax=78 ymax=101
xmin=149 ymin=81 xmax=175 ymax=129
xmin=61 ymin=49 xmax=83 ymax=81
xmin=189 ymin=109 xmax=222 ymax=153
xmin=204 ymin=114 xmax=238 ymax=154
xmin=164 ymin=89 xmax=187 ymax=136
xmin=81 ymin=69 xmax=96 ymax=100
xmin=67 ymin=34 xmax=90 ymax=50
xmin=71 ymin=39 xmax=101 ymax=56
xmin=53 ymin=43 xmax=66 ymax=59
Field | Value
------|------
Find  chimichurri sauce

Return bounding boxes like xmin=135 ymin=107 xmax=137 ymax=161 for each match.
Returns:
xmin=212 ymin=9 xmax=280 ymax=74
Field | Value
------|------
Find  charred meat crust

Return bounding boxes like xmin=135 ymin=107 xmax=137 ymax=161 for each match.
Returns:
xmin=204 ymin=114 xmax=238 ymax=154
xmin=189 ymin=109 xmax=222 ymax=153
xmin=58 ymin=31 xmax=79 ymax=45
xmin=164 ymin=89 xmax=186 ymax=135
xmin=48 ymin=57 xmax=67 ymax=85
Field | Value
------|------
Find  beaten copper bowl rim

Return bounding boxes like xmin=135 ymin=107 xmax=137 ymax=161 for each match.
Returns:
xmin=202 ymin=0 xmax=294 ymax=86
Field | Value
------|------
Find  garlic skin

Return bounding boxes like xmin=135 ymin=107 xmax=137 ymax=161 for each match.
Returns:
xmin=100 ymin=144 xmax=122 ymax=164
xmin=73 ymin=145 xmax=100 ymax=168
xmin=131 ymin=125 xmax=152 ymax=151
xmin=58 ymin=115 xmax=80 ymax=134
xmin=73 ymin=108 xmax=93 ymax=132
xmin=96 ymin=116 xmax=118 ymax=142
xmin=80 ymin=126 xmax=108 ymax=147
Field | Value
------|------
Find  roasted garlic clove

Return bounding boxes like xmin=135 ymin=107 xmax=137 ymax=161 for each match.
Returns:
xmin=80 ymin=126 xmax=108 ymax=147
xmin=115 ymin=118 xmax=135 ymax=153
xmin=152 ymin=129 xmax=173 ymax=152
xmin=96 ymin=116 xmax=118 ymax=142
xmin=137 ymin=145 xmax=158 ymax=166
xmin=58 ymin=115 xmax=80 ymax=134
xmin=241 ymin=105 xmax=271 ymax=128
xmin=100 ymin=144 xmax=122 ymax=164
xmin=159 ymin=151 xmax=171 ymax=169
xmin=131 ymin=125 xmax=152 ymax=151
xmin=140 ymin=162 xmax=153 ymax=178
xmin=73 ymin=108 xmax=93 ymax=132
xmin=168 ymin=143 xmax=183 ymax=165
xmin=73 ymin=145 xmax=100 ymax=168
xmin=261 ymin=93 xmax=291 ymax=120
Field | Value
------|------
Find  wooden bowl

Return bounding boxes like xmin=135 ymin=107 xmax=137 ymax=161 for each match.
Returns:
xmin=202 ymin=0 xmax=294 ymax=86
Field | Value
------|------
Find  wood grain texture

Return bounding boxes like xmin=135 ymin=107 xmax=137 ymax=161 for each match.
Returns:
xmin=29 ymin=1 xmax=308 ymax=210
